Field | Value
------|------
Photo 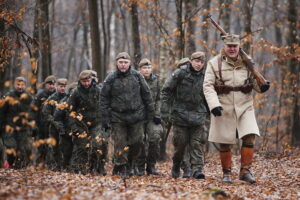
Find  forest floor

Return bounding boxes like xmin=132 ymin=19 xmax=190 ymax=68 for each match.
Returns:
xmin=0 ymin=149 xmax=299 ymax=200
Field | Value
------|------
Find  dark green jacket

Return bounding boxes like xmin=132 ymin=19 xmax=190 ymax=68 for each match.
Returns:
xmin=145 ymin=74 xmax=161 ymax=118
xmin=42 ymin=92 xmax=66 ymax=124
xmin=53 ymin=94 xmax=71 ymax=135
xmin=67 ymin=81 xmax=101 ymax=132
xmin=100 ymin=68 xmax=155 ymax=124
xmin=0 ymin=90 xmax=33 ymax=131
xmin=161 ymin=64 xmax=208 ymax=126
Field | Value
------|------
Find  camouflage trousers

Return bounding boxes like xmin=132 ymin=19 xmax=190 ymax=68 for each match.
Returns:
xmin=3 ymin=128 xmax=32 ymax=168
xmin=172 ymin=124 xmax=206 ymax=175
xmin=111 ymin=121 xmax=144 ymax=166
xmin=46 ymin=124 xmax=61 ymax=170
xmin=59 ymin=134 xmax=73 ymax=169
xmin=36 ymin=122 xmax=50 ymax=164
xmin=136 ymin=121 xmax=163 ymax=170
xmin=0 ymin=137 xmax=5 ymax=168
xmin=70 ymin=123 xmax=109 ymax=174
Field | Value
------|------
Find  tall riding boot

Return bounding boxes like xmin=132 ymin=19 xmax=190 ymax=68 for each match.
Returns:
xmin=239 ymin=147 xmax=256 ymax=184
xmin=220 ymin=151 xmax=232 ymax=183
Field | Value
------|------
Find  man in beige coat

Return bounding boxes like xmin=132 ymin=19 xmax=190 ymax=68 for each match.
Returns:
xmin=203 ymin=34 xmax=269 ymax=184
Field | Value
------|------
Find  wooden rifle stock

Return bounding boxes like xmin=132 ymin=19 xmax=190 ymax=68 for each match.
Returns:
xmin=206 ymin=15 xmax=270 ymax=88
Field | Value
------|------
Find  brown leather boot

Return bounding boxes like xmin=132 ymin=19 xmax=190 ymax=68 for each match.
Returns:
xmin=220 ymin=151 xmax=232 ymax=183
xmin=239 ymin=147 xmax=256 ymax=184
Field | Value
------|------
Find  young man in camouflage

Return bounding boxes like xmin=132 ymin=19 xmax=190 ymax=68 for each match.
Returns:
xmin=31 ymin=75 xmax=56 ymax=164
xmin=42 ymin=78 xmax=68 ymax=169
xmin=136 ymin=58 xmax=163 ymax=176
xmin=100 ymin=52 xmax=155 ymax=177
xmin=161 ymin=52 xmax=209 ymax=179
xmin=203 ymin=34 xmax=269 ymax=184
xmin=0 ymin=77 xmax=34 ymax=168
xmin=67 ymin=70 xmax=108 ymax=175
xmin=53 ymin=82 xmax=77 ymax=170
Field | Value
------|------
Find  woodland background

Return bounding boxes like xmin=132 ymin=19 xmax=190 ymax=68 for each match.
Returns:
xmin=0 ymin=0 xmax=299 ymax=153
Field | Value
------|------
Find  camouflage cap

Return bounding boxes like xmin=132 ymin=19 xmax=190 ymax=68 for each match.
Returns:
xmin=15 ymin=76 xmax=26 ymax=83
xmin=138 ymin=58 xmax=152 ymax=68
xmin=222 ymin=34 xmax=240 ymax=45
xmin=176 ymin=57 xmax=190 ymax=68
xmin=67 ymin=82 xmax=78 ymax=92
xmin=88 ymin=70 xmax=97 ymax=78
xmin=57 ymin=78 xmax=68 ymax=85
xmin=191 ymin=51 xmax=206 ymax=61
xmin=44 ymin=75 xmax=56 ymax=84
xmin=79 ymin=70 xmax=92 ymax=80
xmin=116 ymin=52 xmax=131 ymax=61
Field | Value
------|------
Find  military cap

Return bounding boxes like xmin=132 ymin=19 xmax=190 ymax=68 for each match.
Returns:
xmin=222 ymin=34 xmax=240 ymax=45
xmin=138 ymin=58 xmax=152 ymax=68
xmin=116 ymin=52 xmax=131 ymax=61
xmin=57 ymin=78 xmax=68 ymax=85
xmin=79 ymin=70 xmax=92 ymax=80
xmin=191 ymin=51 xmax=206 ymax=61
xmin=15 ymin=76 xmax=26 ymax=83
xmin=176 ymin=57 xmax=190 ymax=68
xmin=67 ymin=82 xmax=78 ymax=92
xmin=44 ymin=75 xmax=56 ymax=84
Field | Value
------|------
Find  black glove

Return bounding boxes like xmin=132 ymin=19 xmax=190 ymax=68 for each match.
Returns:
xmin=102 ymin=123 xmax=110 ymax=132
xmin=211 ymin=106 xmax=223 ymax=117
xmin=153 ymin=117 xmax=162 ymax=125
xmin=260 ymin=83 xmax=270 ymax=93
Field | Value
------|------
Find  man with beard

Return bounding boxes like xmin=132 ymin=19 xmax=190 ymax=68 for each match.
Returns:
xmin=42 ymin=78 xmax=68 ymax=169
xmin=31 ymin=75 xmax=56 ymax=164
xmin=67 ymin=70 xmax=108 ymax=175
xmin=100 ymin=52 xmax=154 ymax=177
xmin=0 ymin=77 xmax=34 ymax=168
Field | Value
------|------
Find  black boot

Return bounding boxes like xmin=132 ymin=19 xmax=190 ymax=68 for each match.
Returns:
xmin=182 ymin=168 xmax=191 ymax=178
xmin=136 ymin=168 xmax=145 ymax=176
xmin=193 ymin=171 xmax=205 ymax=179
xmin=171 ymin=164 xmax=180 ymax=178
xmin=112 ymin=165 xmax=120 ymax=175
xmin=97 ymin=163 xmax=107 ymax=176
xmin=119 ymin=165 xmax=127 ymax=178
xmin=146 ymin=164 xmax=159 ymax=175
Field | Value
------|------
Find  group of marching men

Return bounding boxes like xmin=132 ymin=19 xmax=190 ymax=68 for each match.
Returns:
xmin=0 ymin=34 xmax=269 ymax=184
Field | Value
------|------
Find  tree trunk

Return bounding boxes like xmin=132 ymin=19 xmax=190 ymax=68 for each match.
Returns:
xmin=184 ymin=0 xmax=197 ymax=56
xmin=201 ymin=0 xmax=210 ymax=52
xmin=130 ymin=1 xmax=141 ymax=68
xmin=219 ymin=0 xmax=232 ymax=32
xmin=87 ymin=0 xmax=102 ymax=78
xmin=36 ymin=0 xmax=52 ymax=81
xmin=175 ymin=0 xmax=184 ymax=58
xmin=287 ymin=0 xmax=300 ymax=146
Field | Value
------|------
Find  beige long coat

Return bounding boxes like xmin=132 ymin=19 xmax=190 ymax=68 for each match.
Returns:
xmin=203 ymin=50 xmax=261 ymax=144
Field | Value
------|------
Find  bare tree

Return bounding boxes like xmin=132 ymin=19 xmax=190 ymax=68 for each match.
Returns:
xmin=184 ymin=0 xmax=197 ymax=56
xmin=175 ymin=0 xmax=184 ymax=58
xmin=130 ymin=0 xmax=141 ymax=68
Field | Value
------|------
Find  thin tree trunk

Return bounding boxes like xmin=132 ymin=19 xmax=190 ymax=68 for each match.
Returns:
xmin=184 ymin=0 xmax=197 ymax=56
xmin=201 ymin=0 xmax=210 ymax=52
xmin=87 ymin=0 xmax=102 ymax=77
xmin=242 ymin=0 xmax=252 ymax=53
xmin=130 ymin=1 xmax=141 ymax=68
xmin=175 ymin=0 xmax=184 ymax=58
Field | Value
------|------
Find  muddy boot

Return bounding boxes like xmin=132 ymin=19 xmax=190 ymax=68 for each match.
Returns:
xmin=182 ymin=168 xmax=191 ymax=178
xmin=146 ymin=164 xmax=159 ymax=175
xmin=239 ymin=147 xmax=256 ymax=184
xmin=220 ymin=151 xmax=232 ymax=183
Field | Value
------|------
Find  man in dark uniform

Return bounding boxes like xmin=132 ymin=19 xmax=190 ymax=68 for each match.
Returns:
xmin=100 ymin=52 xmax=155 ymax=177
xmin=161 ymin=51 xmax=209 ymax=179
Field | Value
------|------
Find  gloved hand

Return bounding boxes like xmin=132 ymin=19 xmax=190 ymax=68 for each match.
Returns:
xmin=153 ymin=117 xmax=162 ymax=125
xmin=211 ymin=106 xmax=223 ymax=117
xmin=102 ymin=123 xmax=110 ymax=132
xmin=260 ymin=83 xmax=270 ymax=93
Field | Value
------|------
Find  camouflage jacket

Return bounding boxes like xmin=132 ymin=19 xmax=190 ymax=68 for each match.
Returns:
xmin=0 ymin=90 xmax=33 ymax=130
xmin=100 ymin=68 xmax=155 ymax=124
xmin=161 ymin=63 xmax=208 ymax=126
xmin=67 ymin=82 xmax=101 ymax=132
xmin=53 ymin=94 xmax=71 ymax=135
xmin=31 ymin=88 xmax=55 ymax=126
xmin=145 ymin=74 xmax=161 ymax=118
xmin=42 ymin=92 xmax=66 ymax=124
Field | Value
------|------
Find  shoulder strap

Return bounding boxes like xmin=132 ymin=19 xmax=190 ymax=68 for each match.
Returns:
xmin=218 ymin=56 xmax=225 ymax=84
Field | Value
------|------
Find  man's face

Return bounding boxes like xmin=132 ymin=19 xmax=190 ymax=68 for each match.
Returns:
xmin=139 ymin=65 xmax=152 ymax=78
xmin=224 ymin=44 xmax=240 ymax=60
xmin=80 ymin=78 xmax=92 ymax=88
xmin=56 ymin=84 xmax=66 ymax=94
xmin=14 ymin=81 xmax=26 ymax=93
xmin=191 ymin=59 xmax=205 ymax=71
xmin=45 ymin=82 xmax=56 ymax=92
xmin=117 ymin=59 xmax=131 ymax=72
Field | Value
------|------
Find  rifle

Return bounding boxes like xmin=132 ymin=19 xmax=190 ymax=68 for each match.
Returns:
xmin=207 ymin=15 xmax=270 ymax=90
